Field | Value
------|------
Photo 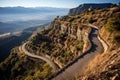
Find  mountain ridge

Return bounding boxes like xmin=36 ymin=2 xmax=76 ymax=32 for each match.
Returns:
xmin=0 ymin=7 xmax=69 ymax=14
xmin=0 ymin=4 xmax=120 ymax=80
xmin=68 ymin=3 xmax=113 ymax=15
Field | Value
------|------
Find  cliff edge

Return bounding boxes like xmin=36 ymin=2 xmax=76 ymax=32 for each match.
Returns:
xmin=68 ymin=3 xmax=113 ymax=15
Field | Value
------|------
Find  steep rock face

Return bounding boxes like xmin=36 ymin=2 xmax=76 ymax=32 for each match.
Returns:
xmin=61 ymin=23 xmax=68 ymax=34
xmin=68 ymin=24 xmax=78 ymax=39
xmin=53 ymin=20 xmax=90 ymax=41
xmin=77 ymin=27 xmax=82 ymax=41
xmin=73 ymin=6 xmax=120 ymax=80
xmin=53 ymin=21 xmax=61 ymax=30
xmin=68 ymin=3 xmax=113 ymax=15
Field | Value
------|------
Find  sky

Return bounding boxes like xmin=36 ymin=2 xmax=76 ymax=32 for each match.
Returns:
xmin=0 ymin=0 xmax=119 ymax=8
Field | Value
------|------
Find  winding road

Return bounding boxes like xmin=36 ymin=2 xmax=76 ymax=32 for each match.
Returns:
xmin=19 ymin=41 xmax=59 ymax=72
xmin=49 ymin=27 xmax=104 ymax=80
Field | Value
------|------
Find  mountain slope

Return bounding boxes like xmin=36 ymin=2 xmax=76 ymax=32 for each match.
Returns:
xmin=68 ymin=3 xmax=113 ymax=15
xmin=77 ymin=48 xmax=120 ymax=80
xmin=73 ymin=5 xmax=120 ymax=80
xmin=50 ymin=5 xmax=120 ymax=79
xmin=0 ymin=4 xmax=119 ymax=80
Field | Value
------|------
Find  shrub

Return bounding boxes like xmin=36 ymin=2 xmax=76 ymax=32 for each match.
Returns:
xmin=58 ymin=33 xmax=67 ymax=40
xmin=88 ymin=17 xmax=96 ymax=23
xmin=105 ymin=17 xmax=120 ymax=32
xmin=61 ymin=15 xmax=69 ymax=21
xmin=114 ymin=35 xmax=120 ymax=44
xmin=69 ymin=17 xmax=75 ymax=22
xmin=25 ymin=75 xmax=33 ymax=80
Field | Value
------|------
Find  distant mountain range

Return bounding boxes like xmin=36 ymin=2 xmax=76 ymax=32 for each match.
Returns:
xmin=0 ymin=7 xmax=69 ymax=14
xmin=0 ymin=19 xmax=51 ymax=34
xmin=68 ymin=3 xmax=113 ymax=15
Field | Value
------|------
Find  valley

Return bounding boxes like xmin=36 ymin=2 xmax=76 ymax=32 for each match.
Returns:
xmin=0 ymin=7 xmax=68 ymax=62
xmin=0 ymin=24 xmax=47 ymax=62
xmin=0 ymin=2 xmax=120 ymax=80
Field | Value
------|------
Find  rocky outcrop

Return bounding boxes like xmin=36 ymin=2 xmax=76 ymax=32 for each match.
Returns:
xmin=68 ymin=3 xmax=113 ymax=15
xmin=53 ymin=20 xmax=91 ymax=42
xmin=68 ymin=24 xmax=78 ymax=39
xmin=53 ymin=21 xmax=61 ymax=30
xmin=61 ymin=24 xmax=68 ymax=34
xmin=82 ymin=30 xmax=92 ymax=53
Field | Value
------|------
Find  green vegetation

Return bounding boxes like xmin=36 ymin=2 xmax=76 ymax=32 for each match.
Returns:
xmin=58 ymin=33 xmax=67 ymax=40
xmin=27 ymin=28 xmax=84 ymax=65
xmin=1 ymin=5 xmax=120 ymax=80
xmin=61 ymin=15 xmax=70 ymax=21
xmin=88 ymin=17 xmax=97 ymax=23
xmin=105 ymin=17 xmax=120 ymax=32
xmin=0 ymin=48 xmax=52 ymax=80
xmin=69 ymin=17 xmax=75 ymax=22
xmin=114 ymin=35 xmax=120 ymax=44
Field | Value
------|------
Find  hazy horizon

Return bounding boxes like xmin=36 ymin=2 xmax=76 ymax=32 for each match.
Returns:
xmin=0 ymin=0 xmax=119 ymax=8
xmin=0 ymin=6 xmax=69 ymax=36
xmin=0 ymin=6 xmax=70 ymax=9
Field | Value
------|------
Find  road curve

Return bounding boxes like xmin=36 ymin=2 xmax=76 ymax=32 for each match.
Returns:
xmin=49 ymin=27 xmax=103 ymax=80
xmin=20 ymin=42 xmax=59 ymax=72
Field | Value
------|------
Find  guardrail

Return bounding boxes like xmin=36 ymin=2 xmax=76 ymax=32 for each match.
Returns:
xmin=47 ymin=26 xmax=96 ymax=80
xmin=89 ymin=24 xmax=109 ymax=53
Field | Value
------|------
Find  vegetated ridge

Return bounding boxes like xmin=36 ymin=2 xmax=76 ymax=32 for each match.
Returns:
xmin=68 ymin=3 xmax=113 ymax=15
xmin=0 ymin=3 xmax=120 ymax=80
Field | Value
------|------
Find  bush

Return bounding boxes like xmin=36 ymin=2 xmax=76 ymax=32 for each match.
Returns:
xmin=88 ymin=17 xmax=96 ymax=23
xmin=105 ymin=17 xmax=120 ymax=32
xmin=114 ymin=35 xmax=120 ymax=44
xmin=61 ymin=15 xmax=69 ymax=21
xmin=69 ymin=17 xmax=75 ymax=22
xmin=58 ymin=33 xmax=67 ymax=40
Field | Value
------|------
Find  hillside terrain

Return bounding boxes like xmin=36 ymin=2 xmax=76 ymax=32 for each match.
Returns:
xmin=49 ymin=4 xmax=120 ymax=80
xmin=0 ymin=24 xmax=46 ymax=62
xmin=0 ymin=48 xmax=52 ymax=80
xmin=68 ymin=3 xmax=113 ymax=15
xmin=75 ymin=6 xmax=120 ymax=80
xmin=0 ymin=4 xmax=120 ymax=80
xmin=26 ymin=20 xmax=91 ymax=67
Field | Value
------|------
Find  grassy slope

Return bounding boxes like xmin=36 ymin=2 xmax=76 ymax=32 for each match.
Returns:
xmin=0 ymin=48 xmax=52 ymax=80
xmin=76 ymin=6 xmax=120 ymax=80
xmin=0 ymin=6 xmax=119 ymax=80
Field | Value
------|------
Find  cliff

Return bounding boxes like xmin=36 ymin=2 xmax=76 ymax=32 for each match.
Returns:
xmin=27 ymin=19 xmax=91 ymax=67
xmin=73 ymin=6 xmax=120 ymax=80
xmin=68 ymin=3 xmax=113 ymax=15
xmin=0 ymin=4 xmax=120 ymax=80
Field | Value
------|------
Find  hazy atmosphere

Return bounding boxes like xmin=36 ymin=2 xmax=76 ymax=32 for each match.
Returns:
xmin=0 ymin=0 xmax=120 ymax=80
xmin=0 ymin=0 xmax=119 ymax=8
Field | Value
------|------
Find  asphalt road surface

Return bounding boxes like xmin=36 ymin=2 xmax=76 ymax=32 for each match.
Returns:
xmin=19 ymin=41 xmax=59 ymax=72
xmin=50 ymin=27 xmax=103 ymax=80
